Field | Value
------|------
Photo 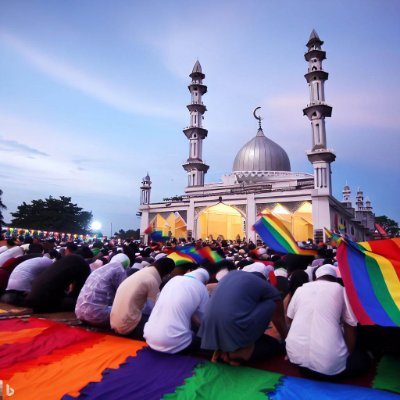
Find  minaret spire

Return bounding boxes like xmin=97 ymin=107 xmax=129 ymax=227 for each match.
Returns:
xmin=140 ymin=173 xmax=151 ymax=205
xmin=182 ymin=61 xmax=209 ymax=187
xmin=303 ymin=30 xmax=336 ymax=194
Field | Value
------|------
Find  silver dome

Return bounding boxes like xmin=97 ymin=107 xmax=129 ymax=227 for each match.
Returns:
xmin=233 ymin=128 xmax=291 ymax=172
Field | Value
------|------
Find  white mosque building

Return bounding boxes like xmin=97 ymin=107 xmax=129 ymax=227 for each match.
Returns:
xmin=138 ymin=30 xmax=375 ymax=243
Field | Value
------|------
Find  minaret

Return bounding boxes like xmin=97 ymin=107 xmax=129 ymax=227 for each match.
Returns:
xmin=303 ymin=30 xmax=336 ymax=194
xmin=356 ymin=187 xmax=364 ymax=210
xmin=365 ymin=197 xmax=373 ymax=212
xmin=182 ymin=61 xmax=209 ymax=187
xmin=140 ymin=173 xmax=151 ymax=205
xmin=342 ymin=182 xmax=351 ymax=203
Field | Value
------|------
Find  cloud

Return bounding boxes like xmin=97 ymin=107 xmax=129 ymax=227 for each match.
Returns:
xmin=0 ymin=136 xmax=49 ymax=157
xmin=0 ymin=30 xmax=180 ymax=120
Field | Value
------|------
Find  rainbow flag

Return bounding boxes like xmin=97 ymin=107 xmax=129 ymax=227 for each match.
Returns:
xmin=337 ymin=238 xmax=400 ymax=327
xmin=198 ymin=246 xmax=224 ymax=263
xmin=150 ymin=230 xmax=170 ymax=243
xmin=1 ymin=318 xmax=398 ymax=398
xmin=167 ymin=251 xmax=196 ymax=266
xmin=324 ymin=227 xmax=342 ymax=246
xmin=253 ymin=213 xmax=317 ymax=256
xmin=176 ymin=244 xmax=205 ymax=264
xmin=176 ymin=244 xmax=224 ymax=264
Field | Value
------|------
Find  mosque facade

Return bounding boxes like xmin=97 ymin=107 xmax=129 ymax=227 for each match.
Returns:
xmin=138 ymin=30 xmax=375 ymax=244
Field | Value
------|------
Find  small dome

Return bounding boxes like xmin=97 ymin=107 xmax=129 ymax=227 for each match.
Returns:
xmin=233 ymin=128 xmax=291 ymax=172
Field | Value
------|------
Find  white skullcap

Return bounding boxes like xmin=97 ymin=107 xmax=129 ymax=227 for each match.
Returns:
xmin=90 ymin=259 xmax=104 ymax=271
xmin=185 ymin=268 xmax=210 ymax=284
xmin=111 ymin=253 xmax=130 ymax=269
xmin=155 ymin=252 xmax=167 ymax=261
xmin=274 ymin=268 xmax=288 ymax=278
xmin=141 ymin=261 xmax=150 ymax=268
xmin=216 ymin=268 xmax=229 ymax=282
xmin=132 ymin=262 xmax=144 ymax=270
xmin=243 ymin=262 xmax=273 ymax=279
xmin=315 ymin=264 xmax=337 ymax=279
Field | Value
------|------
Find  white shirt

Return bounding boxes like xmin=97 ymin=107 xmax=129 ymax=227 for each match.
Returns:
xmin=0 ymin=246 xmax=23 ymax=267
xmin=144 ymin=271 xmax=209 ymax=354
xmin=286 ymin=280 xmax=357 ymax=376
xmin=6 ymin=257 xmax=53 ymax=292
xmin=0 ymin=245 xmax=8 ymax=254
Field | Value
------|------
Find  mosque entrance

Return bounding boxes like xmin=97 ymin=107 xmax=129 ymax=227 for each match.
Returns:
xmin=149 ymin=212 xmax=187 ymax=240
xmin=260 ymin=202 xmax=313 ymax=242
xmin=197 ymin=203 xmax=245 ymax=241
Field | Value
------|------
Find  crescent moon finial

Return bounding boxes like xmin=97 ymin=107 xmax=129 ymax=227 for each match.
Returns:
xmin=253 ymin=107 xmax=263 ymax=129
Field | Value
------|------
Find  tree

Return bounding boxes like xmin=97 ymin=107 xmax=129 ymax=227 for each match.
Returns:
xmin=0 ymin=189 xmax=6 ymax=231
xmin=10 ymin=196 xmax=93 ymax=234
xmin=114 ymin=228 xmax=140 ymax=240
xmin=375 ymin=215 xmax=399 ymax=238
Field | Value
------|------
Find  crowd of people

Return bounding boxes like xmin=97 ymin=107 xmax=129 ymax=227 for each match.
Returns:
xmin=0 ymin=233 xmax=398 ymax=381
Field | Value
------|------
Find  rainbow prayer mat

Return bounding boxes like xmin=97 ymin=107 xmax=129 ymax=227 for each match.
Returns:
xmin=1 ymin=318 xmax=399 ymax=400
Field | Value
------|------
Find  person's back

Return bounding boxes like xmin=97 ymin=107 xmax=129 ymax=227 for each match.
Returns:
xmin=110 ymin=266 xmax=161 ymax=335
xmin=75 ymin=261 xmax=127 ymax=326
xmin=144 ymin=270 xmax=209 ymax=353
xmin=0 ymin=246 xmax=23 ymax=267
xmin=27 ymin=254 xmax=90 ymax=312
xmin=6 ymin=257 xmax=53 ymax=292
xmin=286 ymin=279 xmax=356 ymax=376
xmin=199 ymin=270 xmax=281 ymax=354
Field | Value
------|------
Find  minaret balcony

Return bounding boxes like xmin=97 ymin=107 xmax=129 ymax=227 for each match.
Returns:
xmin=304 ymin=70 xmax=329 ymax=82
xmin=188 ymin=83 xmax=207 ymax=94
xmin=183 ymin=126 xmax=208 ymax=139
xmin=304 ymin=49 xmax=326 ymax=62
xmin=187 ymin=103 xmax=207 ymax=113
xmin=307 ymin=148 xmax=336 ymax=163
xmin=182 ymin=160 xmax=210 ymax=173
xmin=303 ymin=103 xmax=332 ymax=118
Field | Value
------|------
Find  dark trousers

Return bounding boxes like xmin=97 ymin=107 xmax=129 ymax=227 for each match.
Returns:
xmin=128 ymin=314 xmax=150 ymax=341
xmin=1 ymin=290 xmax=28 ymax=307
xmin=299 ymin=349 xmax=371 ymax=381
xmin=250 ymin=334 xmax=285 ymax=361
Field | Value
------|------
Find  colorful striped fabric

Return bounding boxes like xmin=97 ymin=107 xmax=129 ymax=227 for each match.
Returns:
xmin=176 ymin=244 xmax=205 ymax=263
xmin=167 ymin=251 xmax=195 ymax=266
xmin=150 ymin=230 xmax=170 ymax=243
xmin=1 ymin=318 xmax=398 ymax=399
xmin=253 ymin=213 xmax=317 ymax=256
xmin=197 ymin=246 xmax=224 ymax=263
xmin=174 ymin=245 xmax=224 ymax=264
xmin=337 ymin=238 xmax=400 ymax=327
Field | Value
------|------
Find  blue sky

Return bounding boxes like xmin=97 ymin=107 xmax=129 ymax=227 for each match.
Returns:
xmin=0 ymin=0 xmax=399 ymax=233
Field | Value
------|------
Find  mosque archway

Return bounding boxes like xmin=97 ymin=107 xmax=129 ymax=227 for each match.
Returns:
xmin=260 ymin=202 xmax=313 ymax=242
xmin=197 ymin=203 xmax=245 ymax=240
xmin=149 ymin=212 xmax=187 ymax=239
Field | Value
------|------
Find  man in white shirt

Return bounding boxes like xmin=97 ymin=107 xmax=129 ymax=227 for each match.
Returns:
xmin=286 ymin=264 xmax=369 ymax=379
xmin=2 ymin=256 xmax=53 ymax=305
xmin=144 ymin=268 xmax=210 ymax=354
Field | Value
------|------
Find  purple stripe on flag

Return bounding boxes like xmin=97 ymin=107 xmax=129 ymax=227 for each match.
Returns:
xmin=63 ymin=347 xmax=203 ymax=400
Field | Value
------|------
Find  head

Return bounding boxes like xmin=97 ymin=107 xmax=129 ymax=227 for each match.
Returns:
xmin=153 ymin=257 xmax=176 ymax=278
xmin=65 ymin=242 xmax=78 ymax=255
xmin=111 ymin=253 xmax=131 ymax=270
xmin=315 ymin=264 xmax=337 ymax=282
xmin=242 ymin=262 xmax=273 ymax=280
xmin=288 ymin=270 xmax=309 ymax=295
xmin=184 ymin=267 xmax=210 ymax=284
xmin=284 ymin=254 xmax=314 ymax=274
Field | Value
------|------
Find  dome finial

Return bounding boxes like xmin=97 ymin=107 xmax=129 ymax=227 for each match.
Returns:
xmin=253 ymin=106 xmax=263 ymax=130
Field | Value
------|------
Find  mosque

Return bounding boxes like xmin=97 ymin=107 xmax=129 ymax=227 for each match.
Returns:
xmin=138 ymin=30 xmax=375 ymax=244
